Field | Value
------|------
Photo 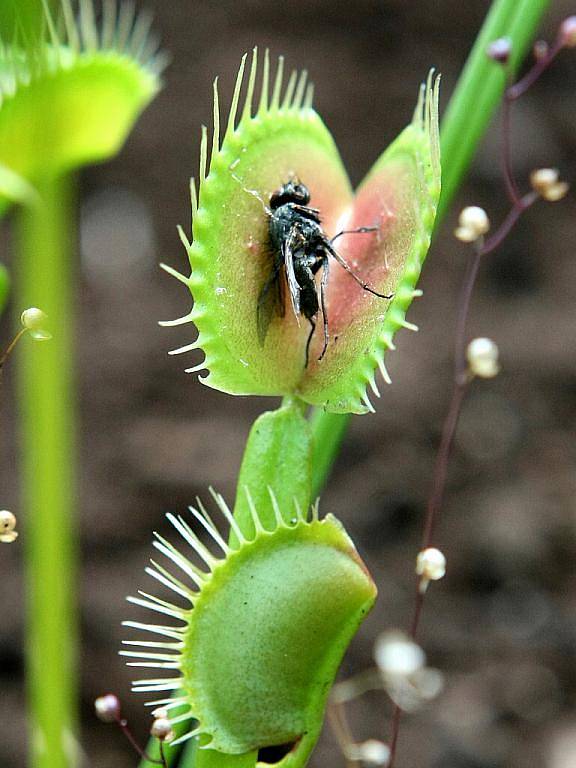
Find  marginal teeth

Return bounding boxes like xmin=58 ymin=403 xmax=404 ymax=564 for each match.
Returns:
xmin=160 ymin=263 xmax=190 ymax=285
xmin=122 ymin=620 xmax=183 ymax=640
xmin=126 ymin=595 xmax=186 ymax=621
xmin=377 ymin=357 xmax=392 ymax=386
xmin=168 ymin=342 xmax=200 ymax=356
xmin=158 ymin=314 xmax=194 ymax=328
xmin=185 ymin=361 xmax=208 ymax=374
xmin=177 ymin=225 xmax=192 ymax=251
xmin=170 ymin=729 xmax=202 ymax=747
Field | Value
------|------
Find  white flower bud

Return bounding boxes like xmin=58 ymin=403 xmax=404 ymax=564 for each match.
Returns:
xmin=559 ymin=16 xmax=576 ymax=48
xmin=94 ymin=693 xmax=121 ymax=723
xmin=454 ymin=206 xmax=490 ymax=243
xmin=533 ymin=40 xmax=549 ymax=61
xmin=150 ymin=717 xmax=174 ymax=742
xmin=487 ymin=37 xmax=511 ymax=64
xmin=411 ymin=667 xmax=445 ymax=701
xmin=20 ymin=307 xmax=52 ymax=341
xmin=0 ymin=509 xmax=18 ymax=543
xmin=416 ymin=548 xmax=446 ymax=582
xmin=466 ymin=337 xmax=500 ymax=378
xmin=530 ymin=168 xmax=569 ymax=201
xmin=374 ymin=631 xmax=425 ymax=678
xmin=347 ymin=739 xmax=391 ymax=766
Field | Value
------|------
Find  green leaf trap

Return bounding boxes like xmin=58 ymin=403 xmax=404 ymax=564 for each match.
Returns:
xmin=122 ymin=491 xmax=376 ymax=765
xmin=163 ymin=49 xmax=440 ymax=414
xmin=0 ymin=0 xmax=165 ymax=211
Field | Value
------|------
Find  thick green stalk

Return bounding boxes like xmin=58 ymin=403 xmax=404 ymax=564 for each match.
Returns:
xmin=15 ymin=174 xmax=77 ymax=768
xmin=309 ymin=0 xmax=551 ymax=496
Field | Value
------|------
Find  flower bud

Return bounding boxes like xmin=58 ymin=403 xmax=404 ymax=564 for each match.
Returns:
xmin=530 ymin=168 xmax=569 ymax=201
xmin=20 ymin=308 xmax=52 ymax=341
xmin=466 ymin=337 xmax=500 ymax=378
xmin=533 ymin=40 xmax=549 ymax=61
xmin=454 ymin=206 xmax=490 ymax=243
xmin=559 ymin=16 xmax=576 ymax=48
xmin=94 ymin=693 xmax=121 ymax=723
xmin=374 ymin=631 xmax=425 ymax=678
xmin=487 ymin=37 xmax=511 ymax=64
xmin=150 ymin=716 xmax=174 ymax=742
xmin=416 ymin=548 xmax=446 ymax=582
xmin=0 ymin=510 xmax=18 ymax=543
xmin=347 ymin=739 xmax=391 ymax=766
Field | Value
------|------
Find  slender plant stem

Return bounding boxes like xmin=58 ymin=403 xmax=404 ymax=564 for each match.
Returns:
xmin=387 ymin=190 xmax=540 ymax=768
xmin=0 ymin=262 xmax=10 ymax=316
xmin=15 ymin=173 xmax=77 ymax=768
xmin=308 ymin=0 xmax=551 ymax=497
xmin=0 ymin=328 xmax=26 ymax=370
xmin=117 ymin=718 xmax=166 ymax=766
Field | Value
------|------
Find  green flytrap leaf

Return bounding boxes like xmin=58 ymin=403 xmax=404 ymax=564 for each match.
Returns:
xmin=0 ymin=0 xmax=165 ymax=214
xmin=164 ymin=50 xmax=440 ymax=414
xmin=123 ymin=493 xmax=376 ymax=764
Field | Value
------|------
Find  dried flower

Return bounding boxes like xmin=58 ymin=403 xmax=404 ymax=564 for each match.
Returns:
xmin=454 ymin=206 xmax=490 ymax=243
xmin=530 ymin=168 xmax=569 ymax=201
xmin=466 ymin=337 xmax=500 ymax=378
xmin=0 ymin=510 xmax=18 ymax=543
xmin=347 ymin=739 xmax=391 ymax=766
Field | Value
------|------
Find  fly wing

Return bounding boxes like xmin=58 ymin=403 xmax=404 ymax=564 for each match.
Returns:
xmin=257 ymin=261 xmax=285 ymax=346
xmin=283 ymin=228 xmax=301 ymax=317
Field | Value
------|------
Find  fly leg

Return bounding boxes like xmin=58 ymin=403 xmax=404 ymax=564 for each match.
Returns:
xmin=305 ymin=316 xmax=316 ymax=369
xmin=330 ymin=225 xmax=379 ymax=244
xmin=318 ymin=256 xmax=329 ymax=361
xmin=325 ymin=241 xmax=394 ymax=300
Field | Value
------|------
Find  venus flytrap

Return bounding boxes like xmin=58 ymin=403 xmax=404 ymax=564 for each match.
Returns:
xmin=131 ymin=5 xmax=574 ymax=768
xmin=134 ymin=47 xmax=440 ymax=768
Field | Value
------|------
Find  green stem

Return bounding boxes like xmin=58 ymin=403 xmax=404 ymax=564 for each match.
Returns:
xmin=15 ymin=174 xmax=77 ymax=768
xmin=309 ymin=0 xmax=551 ymax=496
xmin=0 ymin=262 xmax=9 ymax=316
xmin=310 ymin=411 xmax=351 ymax=500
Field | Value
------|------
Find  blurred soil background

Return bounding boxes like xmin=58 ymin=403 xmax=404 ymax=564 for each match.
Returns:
xmin=2 ymin=1 xmax=576 ymax=766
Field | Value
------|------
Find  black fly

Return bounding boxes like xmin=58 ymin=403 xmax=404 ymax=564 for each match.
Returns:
xmin=250 ymin=178 xmax=393 ymax=367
